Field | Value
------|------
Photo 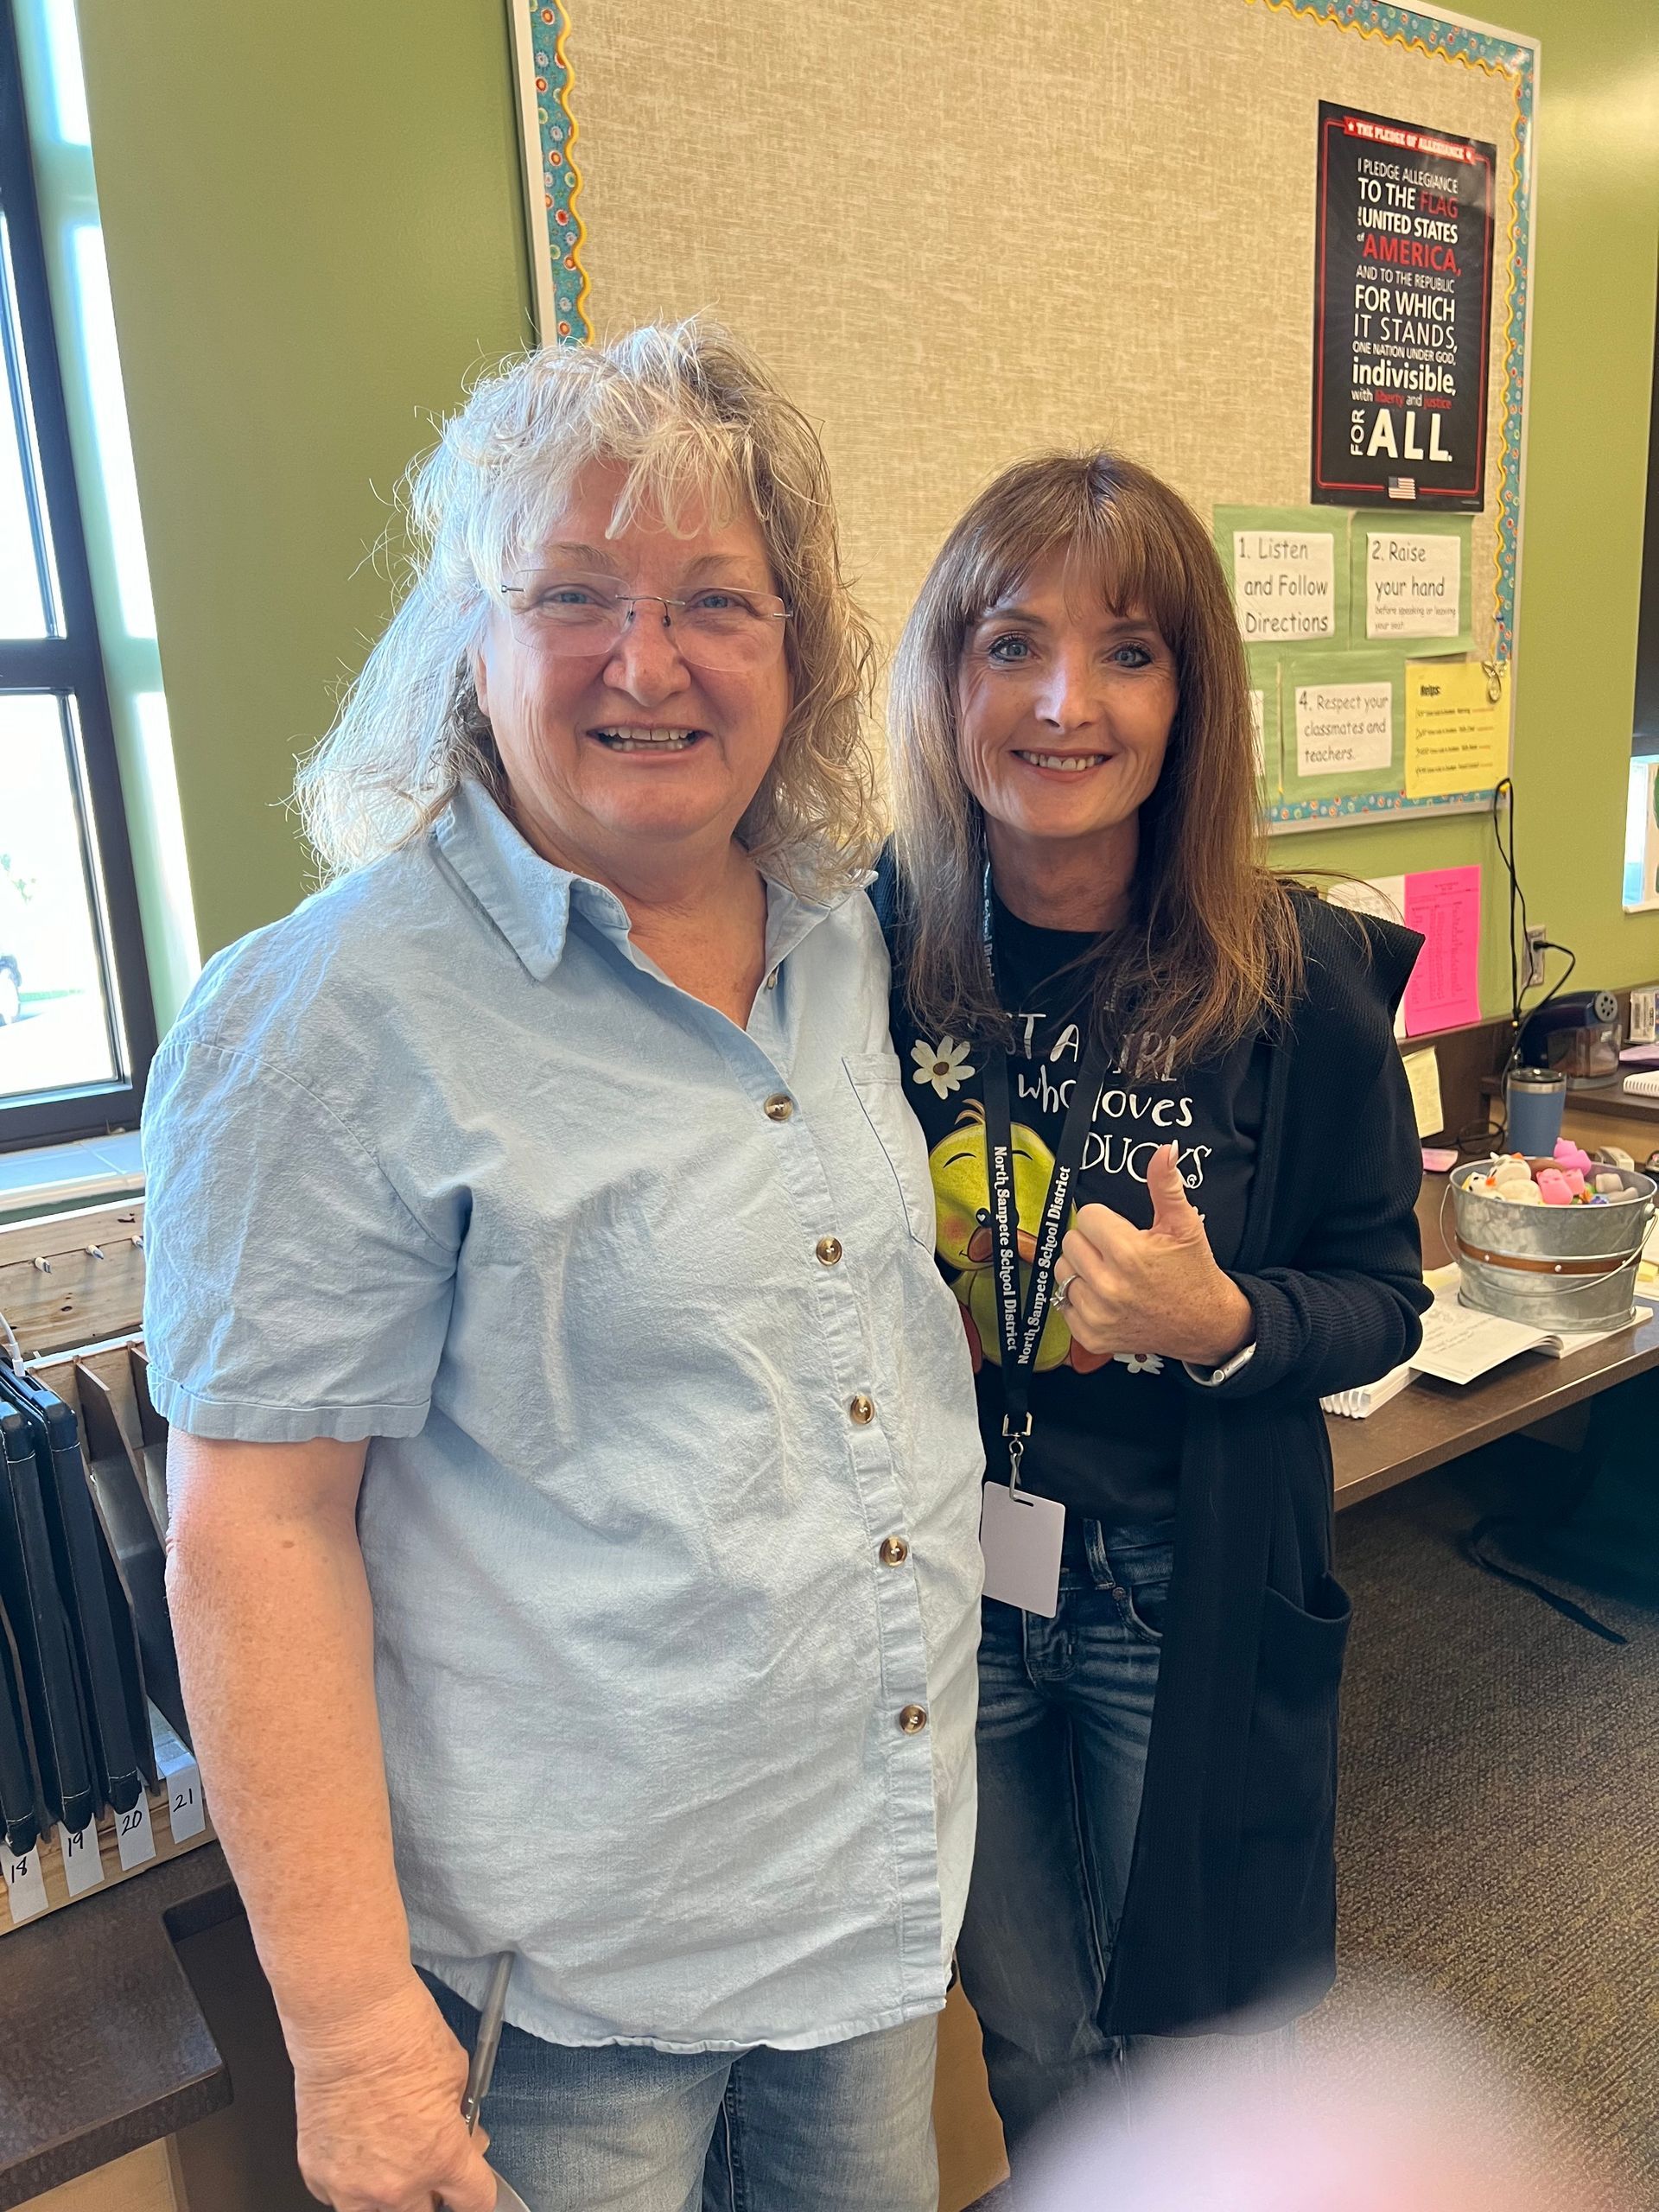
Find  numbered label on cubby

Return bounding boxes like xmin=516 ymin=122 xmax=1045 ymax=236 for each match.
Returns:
xmin=3 ymin=1846 xmax=48 ymax=1925
xmin=165 ymin=1764 xmax=205 ymax=1843
xmin=116 ymin=1796 xmax=156 ymax=1871
xmin=60 ymin=1821 xmax=105 ymax=1897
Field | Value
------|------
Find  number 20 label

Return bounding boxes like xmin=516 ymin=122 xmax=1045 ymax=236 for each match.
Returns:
xmin=117 ymin=1796 xmax=156 ymax=1871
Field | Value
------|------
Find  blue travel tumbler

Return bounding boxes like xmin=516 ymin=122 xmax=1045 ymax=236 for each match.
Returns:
xmin=1505 ymin=1065 xmax=1566 ymax=1156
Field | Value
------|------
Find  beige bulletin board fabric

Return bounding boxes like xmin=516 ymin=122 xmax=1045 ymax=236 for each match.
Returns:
xmin=552 ymin=0 xmax=1529 ymax=674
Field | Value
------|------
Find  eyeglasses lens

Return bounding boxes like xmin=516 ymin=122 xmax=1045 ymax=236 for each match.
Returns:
xmin=505 ymin=576 xmax=787 ymax=670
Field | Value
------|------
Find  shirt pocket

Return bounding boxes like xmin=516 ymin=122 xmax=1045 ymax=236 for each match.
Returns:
xmin=842 ymin=1053 xmax=936 ymax=1250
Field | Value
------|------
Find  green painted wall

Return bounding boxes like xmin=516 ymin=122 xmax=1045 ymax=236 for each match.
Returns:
xmin=74 ymin=0 xmax=532 ymax=988
xmin=74 ymin=0 xmax=1659 ymax=1017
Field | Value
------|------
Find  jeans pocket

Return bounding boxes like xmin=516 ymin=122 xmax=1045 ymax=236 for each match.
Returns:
xmin=1115 ymin=1573 xmax=1170 ymax=1643
xmin=1100 ymin=1535 xmax=1175 ymax=1643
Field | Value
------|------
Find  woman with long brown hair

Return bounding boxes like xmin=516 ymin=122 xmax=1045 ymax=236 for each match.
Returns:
xmin=877 ymin=450 xmax=1430 ymax=2161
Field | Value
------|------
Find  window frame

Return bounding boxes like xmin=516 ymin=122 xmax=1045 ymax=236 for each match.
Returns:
xmin=0 ymin=0 xmax=157 ymax=1153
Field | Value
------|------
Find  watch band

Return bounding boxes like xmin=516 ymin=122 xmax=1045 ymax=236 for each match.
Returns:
xmin=1185 ymin=1339 xmax=1257 ymax=1389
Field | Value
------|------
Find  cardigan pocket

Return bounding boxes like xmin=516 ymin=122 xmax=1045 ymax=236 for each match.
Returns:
xmin=1242 ymin=1573 xmax=1351 ymax=1835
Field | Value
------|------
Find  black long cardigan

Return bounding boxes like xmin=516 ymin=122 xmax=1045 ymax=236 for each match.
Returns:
xmin=879 ymin=878 xmax=1432 ymax=2034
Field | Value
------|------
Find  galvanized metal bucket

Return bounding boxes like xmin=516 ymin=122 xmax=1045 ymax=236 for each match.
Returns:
xmin=1450 ymin=1159 xmax=1657 ymax=1332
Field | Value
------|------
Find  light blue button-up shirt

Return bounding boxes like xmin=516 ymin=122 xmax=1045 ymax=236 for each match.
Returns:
xmin=142 ymin=780 xmax=984 ymax=2051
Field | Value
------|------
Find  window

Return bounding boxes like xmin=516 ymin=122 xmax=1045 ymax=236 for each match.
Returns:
xmin=1634 ymin=257 xmax=1659 ymax=766
xmin=0 ymin=0 xmax=156 ymax=1147
xmin=1625 ymin=249 xmax=1659 ymax=911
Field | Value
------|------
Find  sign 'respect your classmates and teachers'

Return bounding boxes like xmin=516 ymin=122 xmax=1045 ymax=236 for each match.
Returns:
xmin=1312 ymin=104 xmax=1496 ymax=512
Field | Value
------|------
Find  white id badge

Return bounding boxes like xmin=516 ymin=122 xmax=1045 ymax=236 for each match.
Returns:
xmin=980 ymin=1482 xmax=1065 ymax=1618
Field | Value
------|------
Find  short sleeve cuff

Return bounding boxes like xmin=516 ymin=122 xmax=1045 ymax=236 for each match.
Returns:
xmin=148 ymin=1374 xmax=431 ymax=1446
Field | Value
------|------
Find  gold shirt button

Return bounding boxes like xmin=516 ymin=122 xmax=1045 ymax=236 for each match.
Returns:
xmin=879 ymin=1535 xmax=910 ymax=1567
xmin=816 ymin=1236 xmax=843 ymax=1266
xmin=763 ymin=1093 xmax=794 ymax=1122
xmin=849 ymin=1394 xmax=875 ymax=1425
xmin=898 ymin=1704 xmax=929 ymax=1734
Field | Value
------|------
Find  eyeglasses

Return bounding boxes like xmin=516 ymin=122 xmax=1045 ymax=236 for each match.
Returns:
xmin=499 ymin=573 xmax=791 ymax=671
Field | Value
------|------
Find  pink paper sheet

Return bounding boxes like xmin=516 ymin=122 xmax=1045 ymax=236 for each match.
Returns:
xmin=1402 ymin=866 xmax=1481 ymax=1035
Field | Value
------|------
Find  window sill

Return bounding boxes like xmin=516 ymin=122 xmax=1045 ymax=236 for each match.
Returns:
xmin=0 ymin=1128 xmax=143 ymax=1224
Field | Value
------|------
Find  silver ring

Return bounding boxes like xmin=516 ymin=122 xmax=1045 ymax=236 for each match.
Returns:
xmin=1053 ymin=1274 xmax=1071 ymax=1310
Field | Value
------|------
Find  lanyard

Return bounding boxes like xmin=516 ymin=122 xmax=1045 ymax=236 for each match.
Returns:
xmin=979 ymin=867 xmax=1109 ymax=1491
xmin=980 ymin=1035 xmax=1109 ymax=1489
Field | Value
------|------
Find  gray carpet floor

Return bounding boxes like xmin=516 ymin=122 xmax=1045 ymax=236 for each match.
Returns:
xmin=1319 ymin=1447 xmax=1659 ymax=2198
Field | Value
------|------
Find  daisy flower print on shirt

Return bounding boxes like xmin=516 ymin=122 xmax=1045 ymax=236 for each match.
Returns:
xmin=912 ymin=1035 xmax=976 ymax=1100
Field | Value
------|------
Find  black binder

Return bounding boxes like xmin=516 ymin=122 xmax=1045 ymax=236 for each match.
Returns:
xmin=76 ymin=1368 xmax=189 ymax=1747
xmin=0 ymin=1364 xmax=151 ymax=1813
xmin=0 ymin=1407 xmax=96 ymax=1832
xmin=0 ymin=1596 xmax=42 ymax=1859
xmin=81 ymin=1495 xmax=157 ymax=1796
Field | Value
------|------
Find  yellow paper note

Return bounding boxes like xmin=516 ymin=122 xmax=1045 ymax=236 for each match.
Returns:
xmin=1402 ymin=1045 xmax=1444 ymax=1139
xmin=1405 ymin=661 xmax=1510 ymax=798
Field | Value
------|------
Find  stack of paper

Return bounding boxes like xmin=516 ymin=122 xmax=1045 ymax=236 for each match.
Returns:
xmin=1408 ymin=1290 xmax=1652 ymax=1387
xmin=1321 ymin=1362 xmax=1416 ymax=1421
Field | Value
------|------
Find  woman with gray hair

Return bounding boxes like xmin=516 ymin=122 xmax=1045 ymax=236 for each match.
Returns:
xmin=142 ymin=322 xmax=983 ymax=2212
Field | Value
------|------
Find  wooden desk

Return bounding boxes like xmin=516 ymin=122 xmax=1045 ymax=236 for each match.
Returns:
xmin=1329 ymin=1173 xmax=1659 ymax=1512
xmin=1332 ymin=1306 xmax=1659 ymax=1509
xmin=0 ymin=1847 xmax=236 ymax=2209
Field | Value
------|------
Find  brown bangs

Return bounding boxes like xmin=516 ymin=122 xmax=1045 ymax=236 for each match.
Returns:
xmin=952 ymin=462 xmax=1209 ymax=684
xmin=887 ymin=448 xmax=1304 ymax=1071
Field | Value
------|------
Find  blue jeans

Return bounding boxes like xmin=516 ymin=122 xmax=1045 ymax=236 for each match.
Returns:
xmin=954 ymin=1522 xmax=1172 ymax=2157
xmin=425 ymin=1977 xmax=938 ymax=2212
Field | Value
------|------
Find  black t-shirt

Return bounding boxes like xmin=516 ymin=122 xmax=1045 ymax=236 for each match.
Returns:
xmin=896 ymin=893 xmax=1267 ymax=1528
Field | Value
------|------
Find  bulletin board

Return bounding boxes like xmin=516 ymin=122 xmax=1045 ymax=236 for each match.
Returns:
xmin=507 ymin=0 xmax=1537 ymax=833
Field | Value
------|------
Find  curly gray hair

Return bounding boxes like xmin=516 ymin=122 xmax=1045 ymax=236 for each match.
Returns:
xmin=295 ymin=319 xmax=880 ymax=893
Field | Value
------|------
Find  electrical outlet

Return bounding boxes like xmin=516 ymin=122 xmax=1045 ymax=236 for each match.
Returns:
xmin=1523 ymin=927 xmax=1548 ymax=990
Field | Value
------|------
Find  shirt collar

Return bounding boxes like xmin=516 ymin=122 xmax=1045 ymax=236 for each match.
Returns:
xmin=433 ymin=779 xmax=611 ymax=979
xmin=432 ymin=778 xmax=861 ymax=981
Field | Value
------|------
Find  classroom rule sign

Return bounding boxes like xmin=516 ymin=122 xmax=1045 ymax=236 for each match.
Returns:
xmin=1311 ymin=104 xmax=1496 ymax=512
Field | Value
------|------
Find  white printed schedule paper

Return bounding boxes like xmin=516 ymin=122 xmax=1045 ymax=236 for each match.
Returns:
xmin=1296 ymin=682 xmax=1393 ymax=776
xmin=1233 ymin=530 xmax=1337 ymax=643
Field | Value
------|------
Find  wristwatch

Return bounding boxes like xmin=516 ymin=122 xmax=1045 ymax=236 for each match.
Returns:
xmin=1184 ymin=1340 xmax=1257 ymax=1389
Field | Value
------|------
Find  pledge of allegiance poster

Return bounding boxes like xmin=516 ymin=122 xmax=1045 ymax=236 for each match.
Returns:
xmin=1311 ymin=104 xmax=1496 ymax=512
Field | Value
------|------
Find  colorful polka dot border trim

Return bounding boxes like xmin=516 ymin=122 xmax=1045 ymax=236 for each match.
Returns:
xmin=523 ymin=1 xmax=590 ymax=344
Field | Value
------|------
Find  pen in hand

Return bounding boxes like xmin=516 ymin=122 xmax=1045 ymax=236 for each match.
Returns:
xmin=451 ymin=1952 xmax=532 ymax=2212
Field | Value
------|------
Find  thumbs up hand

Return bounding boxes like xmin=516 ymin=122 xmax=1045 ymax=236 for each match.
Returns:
xmin=1054 ymin=1144 xmax=1255 ymax=1367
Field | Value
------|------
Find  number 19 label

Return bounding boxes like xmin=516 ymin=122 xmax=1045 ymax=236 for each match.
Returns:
xmin=60 ymin=1821 xmax=105 ymax=1897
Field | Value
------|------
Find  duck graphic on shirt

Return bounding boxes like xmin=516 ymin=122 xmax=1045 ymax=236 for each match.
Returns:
xmin=925 ymin=1101 xmax=1110 ymax=1376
